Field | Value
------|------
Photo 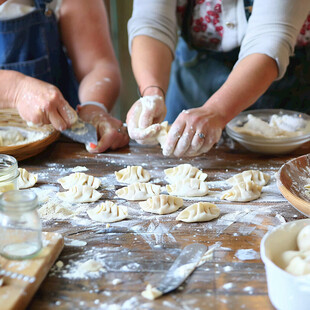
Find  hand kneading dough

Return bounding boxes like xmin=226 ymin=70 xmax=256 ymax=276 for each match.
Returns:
xmin=58 ymin=172 xmax=101 ymax=189
xmin=141 ymin=284 xmax=162 ymax=300
xmin=226 ymin=170 xmax=270 ymax=186
xmin=176 ymin=202 xmax=220 ymax=222
xmin=57 ymin=185 xmax=102 ymax=203
xmin=221 ymin=181 xmax=262 ymax=202
xmin=166 ymin=178 xmax=208 ymax=197
xmin=116 ymin=182 xmax=161 ymax=201
xmin=297 ymin=225 xmax=310 ymax=252
xmin=115 ymin=166 xmax=151 ymax=184
xmin=87 ymin=201 xmax=128 ymax=223
xmin=139 ymin=194 xmax=183 ymax=215
xmin=164 ymin=164 xmax=207 ymax=184
xmin=18 ymin=168 xmax=38 ymax=189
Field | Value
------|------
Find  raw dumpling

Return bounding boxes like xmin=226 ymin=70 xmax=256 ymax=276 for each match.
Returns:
xmin=220 ymin=181 xmax=262 ymax=202
xmin=285 ymin=251 xmax=310 ymax=276
xmin=87 ymin=201 xmax=128 ymax=223
xmin=176 ymin=202 xmax=220 ymax=222
xmin=57 ymin=185 xmax=102 ymax=203
xmin=115 ymin=166 xmax=151 ymax=184
xmin=139 ymin=194 xmax=183 ymax=215
xmin=18 ymin=168 xmax=38 ymax=189
xmin=116 ymin=182 xmax=161 ymax=201
xmin=58 ymin=172 xmax=101 ymax=189
xmin=297 ymin=225 xmax=310 ymax=252
xmin=226 ymin=170 xmax=270 ymax=186
xmin=166 ymin=178 xmax=208 ymax=197
xmin=164 ymin=164 xmax=207 ymax=184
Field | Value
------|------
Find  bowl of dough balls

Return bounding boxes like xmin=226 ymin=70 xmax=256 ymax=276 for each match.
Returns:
xmin=226 ymin=109 xmax=310 ymax=154
xmin=261 ymin=219 xmax=310 ymax=310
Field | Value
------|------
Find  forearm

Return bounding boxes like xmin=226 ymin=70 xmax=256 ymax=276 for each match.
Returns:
xmin=206 ymin=53 xmax=278 ymax=126
xmin=78 ymin=60 xmax=121 ymax=111
xmin=0 ymin=70 xmax=25 ymax=108
xmin=132 ymin=35 xmax=173 ymax=97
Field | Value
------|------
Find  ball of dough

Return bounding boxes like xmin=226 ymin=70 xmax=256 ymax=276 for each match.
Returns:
xmin=297 ymin=225 xmax=310 ymax=251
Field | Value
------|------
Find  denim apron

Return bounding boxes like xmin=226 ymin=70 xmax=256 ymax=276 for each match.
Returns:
xmin=165 ymin=1 xmax=310 ymax=122
xmin=0 ymin=0 xmax=80 ymax=108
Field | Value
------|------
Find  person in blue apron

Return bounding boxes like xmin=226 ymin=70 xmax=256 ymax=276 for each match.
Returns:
xmin=0 ymin=0 xmax=129 ymax=153
xmin=126 ymin=0 xmax=310 ymax=157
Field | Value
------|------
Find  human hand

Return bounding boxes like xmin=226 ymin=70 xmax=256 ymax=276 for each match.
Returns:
xmin=162 ymin=106 xmax=224 ymax=157
xmin=15 ymin=76 xmax=77 ymax=131
xmin=126 ymin=95 xmax=167 ymax=144
xmin=78 ymin=105 xmax=129 ymax=153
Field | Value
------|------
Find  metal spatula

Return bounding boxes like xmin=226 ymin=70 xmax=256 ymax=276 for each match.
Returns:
xmin=157 ymin=243 xmax=207 ymax=295
xmin=62 ymin=119 xmax=97 ymax=145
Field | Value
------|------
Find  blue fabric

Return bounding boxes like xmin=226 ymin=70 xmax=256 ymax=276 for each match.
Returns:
xmin=0 ymin=0 xmax=80 ymax=108
xmin=165 ymin=37 xmax=310 ymax=123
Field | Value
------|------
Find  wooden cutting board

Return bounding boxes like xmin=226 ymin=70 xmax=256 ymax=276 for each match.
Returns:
xmin=0 ymin=232 xmax=64 ymax=310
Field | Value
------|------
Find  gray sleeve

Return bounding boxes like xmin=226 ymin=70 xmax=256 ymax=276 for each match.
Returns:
xmin=238 ymin=0 xmax=310 ymax=79
xmin=127 ymin=0 xmax=178 ymax=55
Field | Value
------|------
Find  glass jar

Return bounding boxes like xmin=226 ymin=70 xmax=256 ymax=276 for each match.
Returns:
xmin=0 ymin=154 xmax=19 ymax=192
xmin=0 ymin=190 xmax=42 ymax=260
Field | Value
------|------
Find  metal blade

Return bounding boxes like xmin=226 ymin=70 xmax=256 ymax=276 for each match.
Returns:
xmin=62 ymin=119 xmax=97 ymax=145
xmin=157 ymin=243 xmax=207 ymax=294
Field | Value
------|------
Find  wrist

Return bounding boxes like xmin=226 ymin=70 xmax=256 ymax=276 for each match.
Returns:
xmin=78 ymin=101 xmax=108 ymax=113
xmin=139 ymin=85 xmax=166 ymax=98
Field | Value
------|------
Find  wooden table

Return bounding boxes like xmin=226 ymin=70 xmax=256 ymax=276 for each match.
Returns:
xmin=19 ymin=134 xmax=309 ymax=310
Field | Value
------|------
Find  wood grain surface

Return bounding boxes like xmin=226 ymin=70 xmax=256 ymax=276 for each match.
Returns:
xmin=16 ymin=134 xmax=310 ymax=310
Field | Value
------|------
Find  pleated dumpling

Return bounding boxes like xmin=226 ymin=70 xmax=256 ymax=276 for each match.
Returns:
xmin=176 ymin=202 xmax=220 ymax=222
xmin=139 ymin=194 xmax=183 ymax=215
xmin=164 ymin=164 xmax=207 ymax=184
xmin=18 ymin=168 xmax=38 ymax=189
xmin=116 ymin=182 xmax=161 ymax=201
xmin=166 ymin=178 xmax=208 ymax=197
xmin=220 ymin=181 xmax=262 ymax=202
xmin=57 ymin=185 xmax=102 ymax=203
xmin=226 ymin=170 xmax=270 ymax=186
xmin=58 ymin=172 xmax=101 ymax=189
xmin=115 ymin=166 xmax=151 ymax=184
xmin=87 ymin=201 xmax=128 ymax=223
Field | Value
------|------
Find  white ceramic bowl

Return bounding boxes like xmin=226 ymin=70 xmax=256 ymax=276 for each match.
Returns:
xmin=261 ymin=219 xmax=310 ymax=310
xmin=226 ymin=109 xmax=310 ymax=154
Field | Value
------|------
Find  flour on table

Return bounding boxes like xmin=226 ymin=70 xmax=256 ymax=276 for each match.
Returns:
xmin=71 ymin=166 xmax=88 ymax=172
xmin=78 ymin=259 xmax=105 ymax=273
xmin=141 ymin=284 xmax=162 ymax=300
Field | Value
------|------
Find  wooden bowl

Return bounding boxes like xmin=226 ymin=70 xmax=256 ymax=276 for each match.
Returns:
xmin=0 ymin=109 xmax=60 ymax=161
xmin=276 ymin=154 xmax=310 ymax=216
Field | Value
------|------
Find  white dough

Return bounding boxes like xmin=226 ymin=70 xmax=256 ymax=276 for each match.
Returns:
xmin=58 ymin=172 xmax=101 ymax=189
xmin=78 ymin=259 xmax=103 ymax=273
xmin=166 ymin=178 xmax=209 ymax=197
xmin=116 ymin=182 xmax=161 ymax=201
xmin=115 ymin=166 xmax=151 ymax=184
xmin=141 ymin=284 xmax=162 ymax=300
xmin=18 ymin=168 xmax=38 ymax=189
xmin=297 ymin=225 xmax=310 ymax=252
xmin=176 ymin=202 xmax=220 ymax=223
xmin=164 ymin=164 xmax=207 ymax=184
xmin=57 ymin=185 xmax=102 ymax=203
xmin=226 ymin=170 xmax=270 ymax=186
xmin=139 ymin=194 xmax=183 ymax=215
xmin=221 ymin=181 xmax=262 ymax=202
xmin=87 ymin=201 xmax=128 ymax=223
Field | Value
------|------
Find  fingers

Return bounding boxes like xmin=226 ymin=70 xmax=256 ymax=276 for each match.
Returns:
xmin=58 ymin=102 xmax=78 ymax=126
xmin=162 ymin=124 xmax=185 ymax=156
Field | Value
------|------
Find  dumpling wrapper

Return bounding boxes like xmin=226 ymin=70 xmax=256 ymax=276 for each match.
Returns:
xmin=18 ymin=168 xmax=38 ymax=189
xmin=57 ymin=185 xmax=102 ymax=203
xmin=87 ymin=201 xmax=128 ymax=223
xmin=221 ymin=181 xmax=262 ymax=202
xmin=164 ymin=164 xmax=207 ymax=184
xmin=176 ymin=202 xmax=220 ymax=222
xmin=166 ymin=178 xmax=208 ymax=197
xmin=226 ymin=170 xmax=270 ymax=186
xmin=58 ymin=172 xmax=101 ymax=189
xmin=116 ymin=182 xmax=161 ymax=201
xmin=139 ymin=194 xmax=183 ymax=215
xmin=115 ymin=166 xmax=151 ymax=184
